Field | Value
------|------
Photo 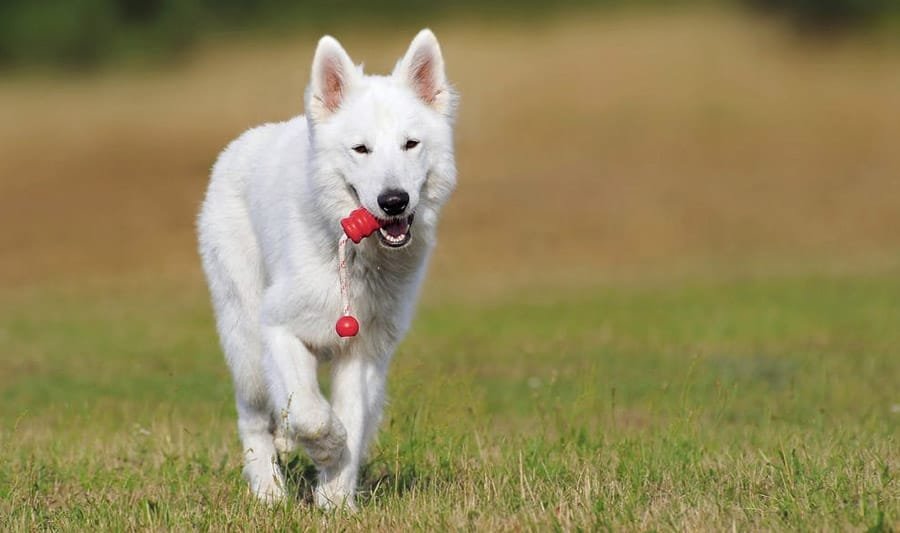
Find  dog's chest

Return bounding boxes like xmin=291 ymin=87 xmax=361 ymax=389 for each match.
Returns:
xmin=290 ymin=252 xmax=418 ymax=354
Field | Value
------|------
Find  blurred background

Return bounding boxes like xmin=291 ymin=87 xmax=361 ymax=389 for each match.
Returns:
xmin=0 ymin=0 xmax=900 ymax=293
xmin=0 ymin=0 xmax=899 ymax=293
xmin=1 ymin=3 xmax=899 ymax=527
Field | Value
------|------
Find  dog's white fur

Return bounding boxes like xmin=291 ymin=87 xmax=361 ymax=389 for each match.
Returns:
xmin=197 ymin=30 xmax=457 ymax=509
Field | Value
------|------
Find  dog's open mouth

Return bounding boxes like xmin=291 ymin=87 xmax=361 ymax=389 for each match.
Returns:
xmin=377 ymin=214 xmax=414 ymax=248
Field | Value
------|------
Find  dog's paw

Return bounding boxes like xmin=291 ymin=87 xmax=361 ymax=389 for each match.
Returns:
xmin=244 ymin=460 xmax=286 ymax=504
xmin=314 ymin=480 xmax=358 ymax=512
xmin=285 ymin=400 xmax=332 ymax=438
xmin=300 ymin=414 xmax=347 ymax=468
xmin=282 ymin=401 xmax=347 ymax=467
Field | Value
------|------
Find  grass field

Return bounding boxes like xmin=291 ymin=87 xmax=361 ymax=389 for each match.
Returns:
xmin=1 ymin=6 xmax=899 ymax=530
xmin=1 ymin=274 xmax=898 ymax=529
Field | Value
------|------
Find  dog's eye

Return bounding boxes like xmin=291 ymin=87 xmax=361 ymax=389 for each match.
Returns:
xmin=404 ymin=139 xmax=420 ymax=151
xmin=352 ymin=144 xmax=370 ymax=154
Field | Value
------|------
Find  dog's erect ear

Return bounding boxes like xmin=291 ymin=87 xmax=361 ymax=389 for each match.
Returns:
xmin=307 ymin=36 xmax=358 ymax=123
xmin=394 ymin=29 xmax=456 ymax=117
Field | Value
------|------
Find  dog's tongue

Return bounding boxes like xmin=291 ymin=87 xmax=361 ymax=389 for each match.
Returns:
xmin=382 ymin=218 xmax=409 ymax=237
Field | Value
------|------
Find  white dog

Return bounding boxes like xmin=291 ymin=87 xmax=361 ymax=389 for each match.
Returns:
xmin=197 ymin=30 xmax=457 ymax=509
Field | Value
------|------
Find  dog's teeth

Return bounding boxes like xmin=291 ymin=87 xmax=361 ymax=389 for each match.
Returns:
xmin=377 ymin=225 xmax=410 ymax=246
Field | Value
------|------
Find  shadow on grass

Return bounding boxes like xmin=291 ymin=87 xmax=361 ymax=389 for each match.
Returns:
xmin=357 ymin=461 xmax=423 ymax=507
xmin=280 ymin=453 xmax=425 ymax=507
xmin=281 ymin=455 xmax=318 ymax=504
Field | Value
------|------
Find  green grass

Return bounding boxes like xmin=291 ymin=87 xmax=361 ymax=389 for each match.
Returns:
xmin=1 ymin=273 xmax=898 ymax=530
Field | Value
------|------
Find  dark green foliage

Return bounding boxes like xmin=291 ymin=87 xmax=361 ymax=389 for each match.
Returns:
xmin=1 ymin=0 xmax=896 ymax=70
xmin=743 ymin=0 xmax=898 ymax=30
xmin=0 ymin=0 xmax=599 ymax=70
xmin=0 ymin=0 xmax=199 ymax=69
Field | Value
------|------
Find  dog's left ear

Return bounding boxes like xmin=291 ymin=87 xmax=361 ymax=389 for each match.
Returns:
xmin=394 ymin=29 xmax=457 ymax=118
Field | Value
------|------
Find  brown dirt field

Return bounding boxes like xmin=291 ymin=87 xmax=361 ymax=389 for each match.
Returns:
xmin=2 ymin=9 xmax=899 ymax=293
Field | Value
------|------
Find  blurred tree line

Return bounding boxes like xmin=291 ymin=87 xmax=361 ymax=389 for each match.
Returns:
xmin=745 ymin=0 xmax=898 ymax=29
xmin=0 ymin=0 xmax=897 ymax=70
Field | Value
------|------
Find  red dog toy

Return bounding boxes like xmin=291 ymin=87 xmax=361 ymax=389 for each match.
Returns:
xmin=335 ymin=208 xmax=382 ymax=337
xmin=341 ymin=207 xmax=381 ymax=244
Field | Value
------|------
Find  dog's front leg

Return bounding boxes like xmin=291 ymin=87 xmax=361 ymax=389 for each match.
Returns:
xmin=261 ymin=325 xmax=347 ymax=469
xmin=314 ymin=354 xmax=388 ymax=510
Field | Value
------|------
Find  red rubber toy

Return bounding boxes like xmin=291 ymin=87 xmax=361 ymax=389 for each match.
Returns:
xmin=335 ymin=315 xmax=360 ymax=337
xmin=340 ymin=208 xmax=381 ymax=243
xmin=335 ymin=208 xmax=381 ymax=338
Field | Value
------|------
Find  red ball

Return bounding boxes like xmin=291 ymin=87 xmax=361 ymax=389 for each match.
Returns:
xmin=335 ymin=315 xmax=360 ymax=337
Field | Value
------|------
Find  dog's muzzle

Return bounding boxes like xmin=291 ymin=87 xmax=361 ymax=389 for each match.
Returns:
xmin=377 ymin=214 xmax=414 ymax=248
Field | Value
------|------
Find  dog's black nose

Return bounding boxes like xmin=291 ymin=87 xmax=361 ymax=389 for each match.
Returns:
xmin=377 ymin=189 xmax=409 ymax=216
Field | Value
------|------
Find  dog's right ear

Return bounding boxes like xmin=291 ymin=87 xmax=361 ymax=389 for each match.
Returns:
xmin=307 ymin=36 xmax=358 ymax=124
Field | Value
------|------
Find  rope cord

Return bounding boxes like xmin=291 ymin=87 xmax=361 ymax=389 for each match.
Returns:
xmin=338 ymin=234 xmax=351 ymax=317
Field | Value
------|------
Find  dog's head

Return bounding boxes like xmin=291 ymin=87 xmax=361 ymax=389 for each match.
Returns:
xmin=304 ymin=30 xmax=458 ymax=249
